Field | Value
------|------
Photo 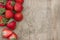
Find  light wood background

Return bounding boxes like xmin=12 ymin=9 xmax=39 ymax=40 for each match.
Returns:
xmin=0 ymin=0 xmax=60 ymax=40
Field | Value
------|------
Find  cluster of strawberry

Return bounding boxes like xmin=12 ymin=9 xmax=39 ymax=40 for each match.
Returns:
xmin=0 ymin=0 xmax=24 ymax=40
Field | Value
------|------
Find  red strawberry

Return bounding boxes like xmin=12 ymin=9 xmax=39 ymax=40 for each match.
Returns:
xmin=0 ymin=16 xmax=8 ymax=26
xmin=5 ymin=10 xmax=14 ymax=19
xmin=15 ymin=0 xmax=24 ymax=4
xmin=14 ymin=3 xmax=23 ymax=12
xmin=7 ymin=19 xmax=16 ymax=30
xmin=14 ymin=13 xmax=23 ymax=21
xmin=8 ymin=33 xmax=17 ymax=40
xmin=6 ymin=1 xmax=15 ymax=10
xmin=2 ymin=28 xmax=12 ymax=38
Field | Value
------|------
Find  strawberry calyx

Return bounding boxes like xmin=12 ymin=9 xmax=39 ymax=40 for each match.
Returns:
xmin=3 ymin=0 xmax=7 ymax=5
xmin=11 ymin=1 xmax=15 ymax=6
xmin=0 ymin=8 xmax=6 ymax=15
xmin=10 ymin=38 xmax=16 ymax=40
xmin=7 ymin=19 xmax=14 ymax=24
xmin=2 ymin=18 xmax=8 ymax=24
xmin=0 ymin=0 xmax=7 ymax=5
xmin=0 ymin=16 xmax=8 ymax=25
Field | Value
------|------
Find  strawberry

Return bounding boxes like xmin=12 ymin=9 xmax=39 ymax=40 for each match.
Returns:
xmin=5 ymin=10 xmax=14 ymax=19
xmin=8 ymin=33 xmax=17 ymax=40
xmin=14 ymin=3 xmax=23 ymax=12
xmin=14 ymin=13 xmax=23 ymax=21
xmin=7 ymin=19 xmax=16 ymax=30
xmin=0 ymin=16 xmax=8 ymax=26
xmin=6 ymin=1 xmax=15 ymax=10
xmin=2 ymin=28 xmax=13 ymax=38
xmin=15 ymin=0 xmax=24 ymax=4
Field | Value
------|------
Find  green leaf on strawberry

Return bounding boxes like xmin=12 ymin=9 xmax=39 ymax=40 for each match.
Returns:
xmin=10 ymin=38 xmax=16 ymax=40
xmin=3 ymin=0 xmax=7 ymax=5
xmin=2 ymin=18 xmax=8 ymax=24
xmin=11 ymin=1 xmax=15 ymax=6
xmin=0 ymin=8 xmax=6 ymax=15
xmin=0 ymin=0 xmax=7 ymax=5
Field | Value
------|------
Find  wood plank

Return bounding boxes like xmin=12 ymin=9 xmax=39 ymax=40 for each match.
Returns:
xmin=0 ymin=0 xmax=59 ymax=40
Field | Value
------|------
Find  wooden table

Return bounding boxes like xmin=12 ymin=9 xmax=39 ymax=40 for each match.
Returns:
xmin=0 ymin=0 xmax=60 ymax=40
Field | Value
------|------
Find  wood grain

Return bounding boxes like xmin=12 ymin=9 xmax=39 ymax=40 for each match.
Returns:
xmin=0 ymin=0 xmax=60 ymax=40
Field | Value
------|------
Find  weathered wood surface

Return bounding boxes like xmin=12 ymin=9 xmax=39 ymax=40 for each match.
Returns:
xmin=0 ymin=0 xmax=60 ymax=40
